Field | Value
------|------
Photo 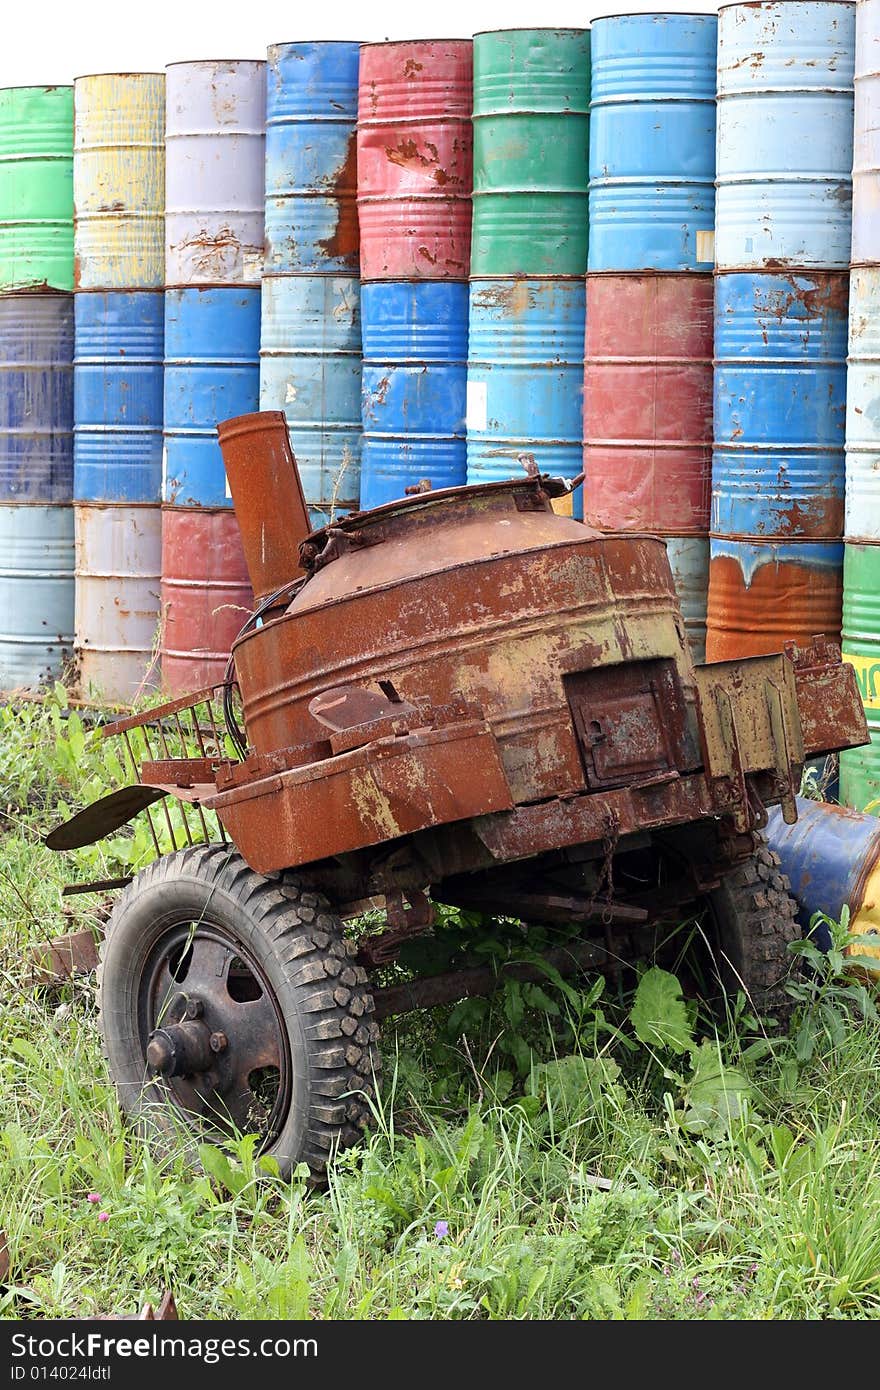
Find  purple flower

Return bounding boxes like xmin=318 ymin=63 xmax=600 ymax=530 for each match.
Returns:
xmin=87 ymin=1193 xmax=101 ymax=1204
xmin=434 ymin=1221 xmax=449 ymax=1239
xmin=97 ymin=1211 xmax=109 ymax=1223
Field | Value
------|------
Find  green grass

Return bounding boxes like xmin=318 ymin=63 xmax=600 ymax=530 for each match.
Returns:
xmin=1 ymin=693 xmax=880 ymax=1320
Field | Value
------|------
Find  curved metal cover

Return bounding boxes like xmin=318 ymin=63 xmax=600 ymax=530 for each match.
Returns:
xmin=165 ymin=60 xmax=266 ymax=287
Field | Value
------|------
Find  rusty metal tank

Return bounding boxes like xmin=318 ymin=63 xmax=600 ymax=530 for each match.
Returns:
xmin=232 ymin=477 xmax=694 ymax=807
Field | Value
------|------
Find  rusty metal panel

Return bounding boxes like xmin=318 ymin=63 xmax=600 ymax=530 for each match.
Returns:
xmin=357 ymin=40 xmax=473 ymax=280
xmin=232 ymin=482 xmax=686 ymax=806
xmin=265 ymin=41 xmax=360 ymax=275
xmin=209 ymin=721 xmax=513 ymax=873
xmin=583 ymin=272 xmax=713 ymax=534
xmin=715 ymin=2 xmax=855 ymax=271
xmin=73 ymin=74 xmax=165 ymax=290
xmin=160 ymin=506 xmax=252 ymax=696
xmin=165 ymin=60 xmax=266 ymax=287
xmin=74 ymin=501 xmax=161 ymax=703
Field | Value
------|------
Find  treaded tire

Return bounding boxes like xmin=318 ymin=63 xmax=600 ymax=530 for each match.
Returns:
xmin=704 ymin=837 xmax=800 ymax=1025
xmin=97 ymin=844 xmax=379 ymax=1179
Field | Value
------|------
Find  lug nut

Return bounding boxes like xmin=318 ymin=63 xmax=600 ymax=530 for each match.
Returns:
xmin=209 ymin=1031 xmax=228 ymax=1053
xmin=184 ymin=998 xmax=204 ymax=1020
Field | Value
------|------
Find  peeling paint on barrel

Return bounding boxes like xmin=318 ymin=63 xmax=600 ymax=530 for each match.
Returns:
xmin=665 ymin=534 xmax=709 ymax=665
xmin=715 ymin=2 xmax=855 ymax=271
xmin=160 ymin=505 xmax=252 ymax=695
xmin=845 ymin=266 xmax=880 ymax=537
xmin=164 ymin=60 xmax=266 ymax=287
xmin=0 ymin=502 xmax=74 ymax=690
xmin=712 ymin=270 xmax=849 ymax=540
xmin=706 ymin=537 xmax=843 ymax=661
xmin=265 ymin=42 xmax=361 ymax=274
xmin=471 ymin=29 xmax=589 ymax=277
xmin=0 ymin=292 xmax=74 ymax=501
xmin=74 ymin=74 xmax=165 ymax=290
xmin=583 ymin=273 xmax=713 ymax=533
xmin=357 ymin=41 xmax=473 ymax=279
xmin=588 ymin=13 xmax=716 ymax=272
xmin=851 ymin=0 xmax=880 ymax=265
xmin=0 ymin=86 xmax=74 ymax=292
xmin=74 ymin=501 xmax=161 ymax=703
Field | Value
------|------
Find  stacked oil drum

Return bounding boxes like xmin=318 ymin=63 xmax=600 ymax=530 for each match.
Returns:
xmin=841 ymin=0 xmax=880 ymax=810
xmin=706 ymin=1 xmax=855 ymax=662
xmin=0 ymin=85 xmax=75 ymax=691
xmin=161 ymin=60 xmax=265 ymax=696
xmin=261 ymin=42 xmax=362 ymax=528
xmin=72 ymin=73 xmax=165 ymax=704
xmin=467 ymin=29 xmax=588 ymax=509
xmin=356 ymin=41 xmax=471 ymax=507
xmin=583 ymin=13 xmax=716 ymax=662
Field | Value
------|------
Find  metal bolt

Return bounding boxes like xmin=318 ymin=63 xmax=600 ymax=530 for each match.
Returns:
xmin=146 ymin=1031 xmax=174 ymax=1074
xmin=209 ymin=1031 xmax=228 ymax=1053
xmin=184 ymin=998 xmax=204 ymax=1020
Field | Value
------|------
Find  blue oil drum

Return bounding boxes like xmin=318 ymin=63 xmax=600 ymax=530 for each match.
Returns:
xmin=712 ymin=271 xmax=849 ymax=540
xmin=0 ymin=291 xmax=73 ymax=501
xmin=73 ymin=289 xmax=163 ymax=503
xmin=0 ymin=501 xmax=73 ymax=689
xmin=162 ymin=286 xmax=261 ymax=507
xmin=715 ymin=1 xmax=855 ymax=271
xmin=360 ymin=280 xmax=467 ymax=508
xmin=589 ymin=11 xmax=717 ymax=272
xmin=765 ymin=795 xmax=880 ymax=970
xmin=466 ymin=276 xmax=584 ymax=512
xmin=265 ymin=41 xmax=360 ymax=274
xmin=259 ymin=273 xmax=362 ymax=527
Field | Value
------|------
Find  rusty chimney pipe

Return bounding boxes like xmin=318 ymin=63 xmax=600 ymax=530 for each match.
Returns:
xmin=217 ymin=411 xmax=312 ymax=603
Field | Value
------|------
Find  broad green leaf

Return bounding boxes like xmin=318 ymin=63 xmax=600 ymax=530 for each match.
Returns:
xmin=629 ymin=968 xmax=694 ymax=1055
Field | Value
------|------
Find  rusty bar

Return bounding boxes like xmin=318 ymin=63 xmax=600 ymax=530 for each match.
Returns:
xmin=62 ymin=876 xmax=133 ymax=896
xmin=29 ymin=928 xmax=100 ymax=985
xmin=372 ymin=937 xmax=612 ymax=1020
xmin=122 ymin=726 xmax=161 ymax=856
xmin=138 ymin=721 xmax=179 ymax=852
xmin=173 ymin=709 xmax=211 ymax=842
xmin=152 ymin=721 xmax=194 ymax=846
xmin=216 ymin=411 xmax=311 ymax=602
xmin=102 ymin=687 xmax=219 ymax=739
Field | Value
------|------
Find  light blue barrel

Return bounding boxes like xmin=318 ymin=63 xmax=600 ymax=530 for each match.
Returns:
xmin=73 ymin=290 xmax=164 ymax=503
xmin=715 ymin=1 xmax=856 ymax=271
xmin=0 ymin=502 xmax=73 ymax=689
xmin=259 ymin=274 xmax=361 ymax=527
xmin=466 ymin=277 xmax=584 ymax=511
xmin=265 ymin=42 xmax=360 ymax=274
xmin=162 ymin=286 xmax=261 ymax=507
xmin=0 ymin=291 xmax=73 ymax=501
xmin=712 ymin=272 xmax=849 ymax=540
xmin=589 ymin=12 xmax=717 ymax=272
xmin=360 ymin=280 xmax=467 ymax=508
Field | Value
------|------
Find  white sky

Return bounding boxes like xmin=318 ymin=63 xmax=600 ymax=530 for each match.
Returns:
xmin=2 ymin=0 xmax=722 ymax=86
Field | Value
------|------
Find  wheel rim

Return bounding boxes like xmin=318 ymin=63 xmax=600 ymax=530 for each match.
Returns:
xmin=137 ymin=918 xmax=293 ymax=1147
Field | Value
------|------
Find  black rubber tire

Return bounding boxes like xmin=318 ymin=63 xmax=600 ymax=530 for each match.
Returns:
xmin=97 ymin=844 xmax=379 ymax=1179
xmin=703 ymin=838 xmax=800 ymax=1024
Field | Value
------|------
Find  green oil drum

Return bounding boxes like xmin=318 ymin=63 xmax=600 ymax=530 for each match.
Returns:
xmin=471 ymin=28 xmax=590 ymax=276
xmin=0 ymin=87 xmax=74 ymax=292
xmin=840 ymin=540 xmax=880 ymax=813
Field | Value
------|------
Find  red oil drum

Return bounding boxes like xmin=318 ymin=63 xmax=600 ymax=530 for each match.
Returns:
xmin=160 ymin=505 xmax=252 ymax=694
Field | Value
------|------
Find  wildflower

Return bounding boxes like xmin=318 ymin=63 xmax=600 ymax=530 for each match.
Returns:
xmin=97 ymin=1212 xmax=109 ymax=1223
xmin=434 ymin=1220 xmax=449 ymax=1239
xmin=87 ymin=1193 xmax=101 ymax=1204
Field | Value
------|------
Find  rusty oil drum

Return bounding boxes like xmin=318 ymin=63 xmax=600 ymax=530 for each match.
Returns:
xmin=356 ymin=40 xmax=473 ymax=280
xmin=232 ymin=479 xmax=692 ymax=807
xmin=160 ymin=506 xmax=252 ymax=695
xmin=583 ymin=273 xmax=713 ymax=534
